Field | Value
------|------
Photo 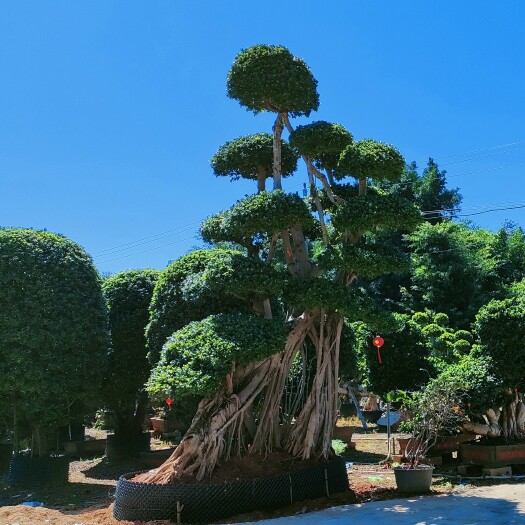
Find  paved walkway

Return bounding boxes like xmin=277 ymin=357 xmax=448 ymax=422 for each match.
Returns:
xmin=232 ymin=483 xmax=525 ymax=524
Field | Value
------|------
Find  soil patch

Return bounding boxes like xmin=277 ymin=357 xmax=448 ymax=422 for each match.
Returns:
xmin=133 ymin=451 xmax=322 ymax=484
xmin=1 ymin=423 xmax=514 ymax=524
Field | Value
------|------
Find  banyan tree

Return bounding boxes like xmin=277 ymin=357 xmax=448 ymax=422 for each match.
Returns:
xmin=141 ymin=44 xmax=421 ymax=483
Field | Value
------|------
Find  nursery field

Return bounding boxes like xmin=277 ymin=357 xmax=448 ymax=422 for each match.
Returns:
xmin=3 ymin=421 xmax=523 ymax=525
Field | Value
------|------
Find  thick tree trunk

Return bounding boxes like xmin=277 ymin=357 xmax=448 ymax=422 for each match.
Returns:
xmin=463 ymin=393 xmax=525 ymax=438
xmin=32 ymin=426 xmax=50 ymax=458
xmin=136 ymin=314 xmax=315 ymax=483
xmin=136 ymin=356 xmax=279 ymax=483
xmin=286 ymin=311 xmax=343 ymax=459
xmin=251 ymin=310 xmax=316 ymax=453
xmin=256 ymin=167 xmax=267 ymax=193
xmin=501 ymin=391 xmax=525 ymax=437
xmin=272 ymin=113 xmax=284 ymax=190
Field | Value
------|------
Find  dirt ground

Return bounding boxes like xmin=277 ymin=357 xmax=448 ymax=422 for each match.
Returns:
xmin=1 ymin=422 xmax=522 ymax=525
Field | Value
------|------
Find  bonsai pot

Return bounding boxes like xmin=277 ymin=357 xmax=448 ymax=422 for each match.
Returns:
xmin=139 ymin=447 xmax=176 ymax=468
xmin=106 ymin=432 xmax=150 ymax=461
xmin=63 ymin=438 xmax=106 ymax=457
xmin=394 ymin=465 xmax=433 ymax=494
xmin=8 ymin=454 xmax=69 ymax=486
xmin=427 ymin=433 xmax=475 ymax=456
xmin=396 ymin=436 xmax=413 ymax=456
xmin=57 ymin=422 xmax=86 ymax=445
xmin=150 ymin=417 xmax=187 ymax=434
xmin=339 ymin=403 xmax=356 ymax=417
xmin=460 ymin=442 xmax=525 ymax=468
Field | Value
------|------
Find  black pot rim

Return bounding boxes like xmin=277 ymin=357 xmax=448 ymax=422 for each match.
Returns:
xmin=118 ymin=455 xmax=346 ymax=488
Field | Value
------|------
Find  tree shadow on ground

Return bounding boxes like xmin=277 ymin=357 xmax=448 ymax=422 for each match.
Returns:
xmin=0 ymin=479 xmax=114 ymax=510
xmin=82 ymin=457 xmax=146 ymax=481
xmin=343 ymin=449 xmax=387 ymax=463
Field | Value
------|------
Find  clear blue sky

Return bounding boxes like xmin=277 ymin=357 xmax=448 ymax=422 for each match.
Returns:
xmin=2 ymin=1 xmax=525 ymax=274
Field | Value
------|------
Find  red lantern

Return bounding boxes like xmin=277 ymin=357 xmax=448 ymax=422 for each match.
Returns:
xmin=372 ymin=336 xmax=385 ymax=364
xmin=166 ymin=397 xmax=173 ymax=411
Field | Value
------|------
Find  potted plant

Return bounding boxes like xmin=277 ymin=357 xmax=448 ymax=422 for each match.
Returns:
xmin=394 ymin=380 xmax=465 ymax=493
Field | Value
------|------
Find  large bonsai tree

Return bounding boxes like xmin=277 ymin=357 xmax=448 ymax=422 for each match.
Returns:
xmin=141 ymin=44 xmax=421 ymax=483
xmin=102 ymin=269 xmax=159 ymax=450
xmin=0 ymin=228 xmax=109 ymax=456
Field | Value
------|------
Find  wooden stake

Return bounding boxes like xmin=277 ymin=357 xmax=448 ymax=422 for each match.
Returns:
xmin=176 ymin=500 xmax=184 ymax=525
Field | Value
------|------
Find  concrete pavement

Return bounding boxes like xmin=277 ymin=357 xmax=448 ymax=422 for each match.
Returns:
xmin=232 ymin=483 xmax=525 ymax=524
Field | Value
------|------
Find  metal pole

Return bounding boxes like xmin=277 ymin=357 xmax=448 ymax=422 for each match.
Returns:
xmin=386 ymin=402 xmax=391 ymax=456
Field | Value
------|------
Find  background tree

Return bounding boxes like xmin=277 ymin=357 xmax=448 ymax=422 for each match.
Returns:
xmin=140 ymin=44 xmax=421 ymax=484
xmin=461 ymin=288 xmax=525 ymax=438
xmin=407 ymin=221 xmax=495 ymax=329
xmin=368 ymin=158 xmax=462 ymax=311
xmin=352 ymin=316 xmax=431 ymax=398
xmin=102 ymin=269 xmax=159 ymax=454
xmin=0 ymin=228 xmax=108 ymax=456
xmin=485 ymin=223 xmax=525 ymax=293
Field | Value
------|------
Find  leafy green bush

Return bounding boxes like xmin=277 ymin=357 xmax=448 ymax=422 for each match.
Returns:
xmin=211 ymin=133 xmax=298 ymax=183
xmin=0 ymin=228 xmax=109 ymax=455
xmin=227 ymin=44 xmax=319 ymax=117
xmin=146 ymin=249 xmax=250 ymax=364
xmin=147 ymin=313 xmax=288 ymax=400
xmin=102 ymin=269 xmax=160 ymax=437
xmin=289 ymin=121 xmax=353 ymax=171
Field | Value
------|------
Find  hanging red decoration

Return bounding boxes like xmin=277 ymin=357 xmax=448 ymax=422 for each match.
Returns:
xmin=372 ymin=336 xmax=385 ymax=364
xmin=166 ymin=397 xmax=173 ymax=411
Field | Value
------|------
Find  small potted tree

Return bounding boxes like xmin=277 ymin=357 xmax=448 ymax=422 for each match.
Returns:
xmin=394 ymin=379 xmax=465 ymax=493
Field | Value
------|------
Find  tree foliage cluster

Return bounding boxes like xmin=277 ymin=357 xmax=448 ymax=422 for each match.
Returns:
xmin=0 ymin=228 xmax=109 ymax=454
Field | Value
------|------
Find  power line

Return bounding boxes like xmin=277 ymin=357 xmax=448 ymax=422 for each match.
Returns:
xmin=94 ymin=221 xmax=202 ymax=256
xmin=97 ymin=234 xmax=199 ymax=264
xmin=437 ymin=148 xmax=522 ymax=167
xmin=422 ymin=199 xmax=525 ymax=215
xmin=393 ymin=163 xmax=525 ymax=189
xmin=430 ymin=139 xmax=525 ymax=161
xmin=98 ymin=201 xmax=525 ymax=265
xmin=95 ymin=145 xmax=525 ymax=266
xmin=451 ymin=203 xmax=525 ymax=218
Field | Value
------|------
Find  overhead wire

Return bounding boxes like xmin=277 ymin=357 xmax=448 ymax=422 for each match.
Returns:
xmin=94 ymin=221 xmax=202 ymax=256
xmin=96 ymin=139 xmax=525 ymax=265
xmin=97 ymin=235 xmax=199 ymax=264
xmin=428 ymin=139 xmax=525 ymax=161
xmin=97 ymin=200 xmax=525 ymax=265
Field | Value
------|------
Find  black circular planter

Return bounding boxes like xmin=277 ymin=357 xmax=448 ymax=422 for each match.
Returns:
xmin=7 ymin=455 xmax=69 ymax=486
xmin=106 ymin=432 xmax=150 ymax=461
xmin=114 ymin=456 xmax=349 ymax=524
